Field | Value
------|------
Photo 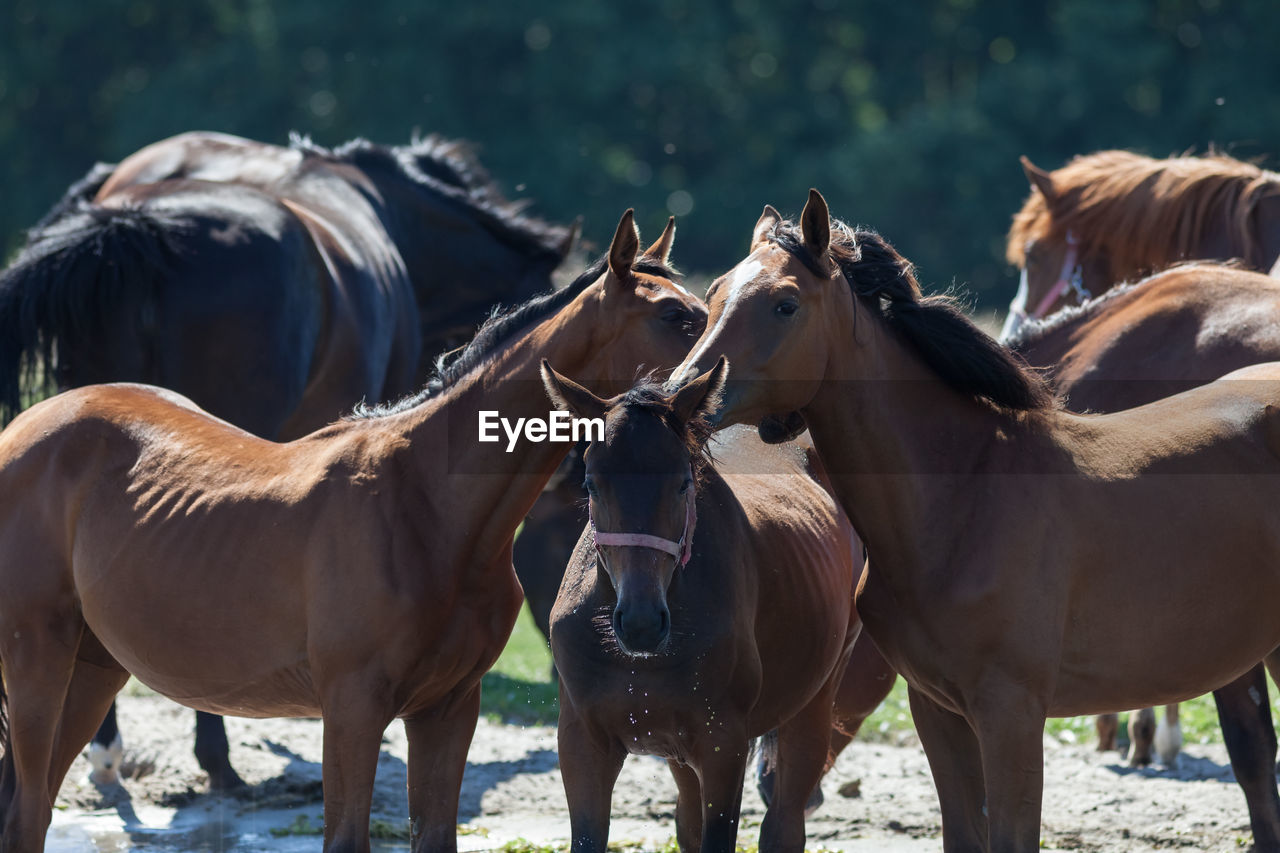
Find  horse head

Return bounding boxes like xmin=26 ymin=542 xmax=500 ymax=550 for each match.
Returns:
xmin=541 ymin=358 xmax=726 ymax=655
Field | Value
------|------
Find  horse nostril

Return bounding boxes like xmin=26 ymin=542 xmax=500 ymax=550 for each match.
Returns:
xmin=658 ymin=607 xmax=670 ymax=639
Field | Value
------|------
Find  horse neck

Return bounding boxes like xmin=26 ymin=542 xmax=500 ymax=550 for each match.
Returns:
xmin=390 ymin=291 xmax=605 ymax=560
xmin=802 ymin=305 xmax=1023 ymax=567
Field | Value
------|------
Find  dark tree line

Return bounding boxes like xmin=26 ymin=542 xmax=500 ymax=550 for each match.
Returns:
xmin=2 ymin=0 xmax=1276 ymax=307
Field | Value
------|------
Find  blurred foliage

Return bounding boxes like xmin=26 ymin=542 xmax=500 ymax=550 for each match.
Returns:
xmin=2 ymin=0 xmax=1278 ymax=307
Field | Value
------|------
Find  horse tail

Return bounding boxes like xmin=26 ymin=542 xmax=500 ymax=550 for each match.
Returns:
xmin=0 ymin=168 xmax=188 ymax=423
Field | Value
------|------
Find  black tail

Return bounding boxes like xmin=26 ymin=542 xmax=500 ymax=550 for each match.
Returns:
xmin=0 ymin=165 xmax=190 ymax=423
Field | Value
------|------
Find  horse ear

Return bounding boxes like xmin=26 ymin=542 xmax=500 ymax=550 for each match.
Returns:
xmin=1020 ymin=155 xmax=1058 ymax=203
xmin=800 ymin=189 xmax=831 ymax=258
xmin=557 ymin=217 xmax=582 ymax=260
xmin=670 ymin=356 xmax=728 ymax=425
xmin=751 ymin=204 xmax=782 ymax=249
xmin=541 ymin=360 xmax=609 ymax=422
xmin=607 ymin=209 xmax=641 ymax=284
xmin=645 ymin=216 xmax=676 ymax=265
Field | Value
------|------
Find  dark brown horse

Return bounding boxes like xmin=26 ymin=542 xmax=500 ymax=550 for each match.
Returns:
xmin=1001 ymin=149 xmax=1280 ymax=339
xmin=542 ymin=360 xmax=859 ymax=853
xmin=0 ymin=130 xmax=574 ymax=788
xmin=0 ymin=211 xmax=705 ymax=853
xmin=675 ymin=189 xmax=1280 ymax=852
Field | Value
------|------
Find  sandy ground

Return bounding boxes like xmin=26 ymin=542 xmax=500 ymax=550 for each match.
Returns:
xmin=46 ymin=693 xmax=1266 ymax=852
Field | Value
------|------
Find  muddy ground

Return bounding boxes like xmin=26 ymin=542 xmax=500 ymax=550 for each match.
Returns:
xmin=43 ymin=693 xmax=1269 ymax=851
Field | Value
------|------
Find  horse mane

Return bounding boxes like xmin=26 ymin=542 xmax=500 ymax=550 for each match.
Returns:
xmin=349 ymin=253 xmax=679 ymax=418
xmin=1006 ymin=149 xmax=1280 ymax=274
xmin=27 ymin=161 xmax=118 ymax=236
xmin=770 ymin=221 xmax=1054 ymax=412
xmin=289 ymin=133 xmax=570 ymax=264
xmin=610 ymin=381 xmax=717 ymax=478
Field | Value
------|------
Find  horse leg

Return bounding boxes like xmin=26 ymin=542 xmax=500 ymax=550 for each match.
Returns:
xmin=1213 ymin=664 xmax=1280 ymax=852
xmin=666 ymin=759 xmax=703 ymax=853
xmin=193 ymin=711 xmax=244 ymax=790
xmin=558 ymin=692 xmax=624 ymax=853
xmin=46 ymin=656 xmax=130 ymax=801
xmin=691 ymin=739 xmax=748 ymax=853
xmin=972 ymin=686 xmax=1047 ymax=853
xmin=1127 ymin=707 xmax=1156 ymax=766
xmin=1155 ymin=703 xmax=1182 ymax=766
xmin=0 ymin=610 xmax=83 ymax=853
xmin=760 ymin=682 xmax=841 ymax=853
xmin=1095 ymin=713 xmax=1119 ymax=752
xmin=404 ymin=686 xmax=481 ymax=853
xmin=319 ymin=681 xmax=395 ymax=853
xmin=758 ymin=637 xmax=897 ymax=813
xmin=908 ymin=686 xmax=987 ymax=851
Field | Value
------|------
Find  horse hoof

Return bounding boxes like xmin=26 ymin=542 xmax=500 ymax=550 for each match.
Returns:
xmin=1155 ymin=721 xmax=1183 ymax=766
xmin=87 ymin=736 xmax=124 ymax=787
xmin=206 ymin=767 xmax=247 ymax=791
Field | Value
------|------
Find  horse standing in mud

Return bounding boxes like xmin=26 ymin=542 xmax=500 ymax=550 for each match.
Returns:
xmin=1001 ymin=149 xmax=1280 ymax=339
xmin=674 ymin=189 xmax=1280 ymax=852
xmin=543 ymin=360 xmax=860 ymax=853
xmin=0 ymin=211 xmax=705 ymax=853
xmin=0 ymin=130 xmax=574 ymax=789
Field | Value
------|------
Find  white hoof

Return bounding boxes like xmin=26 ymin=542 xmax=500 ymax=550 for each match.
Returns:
xmin=87 ymin=733 xmax=124 ymax=787
xmin=1155 ymin=719 xmax=1182 ymax=766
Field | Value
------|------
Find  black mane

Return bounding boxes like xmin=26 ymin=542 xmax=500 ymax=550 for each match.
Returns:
xmin=770 ymin=220 xmax=1055 ymax=412
xmin=290 ymin=133 xmax=570 ymax=263
xmin=350 ymin=253 xmax=678 ymax=418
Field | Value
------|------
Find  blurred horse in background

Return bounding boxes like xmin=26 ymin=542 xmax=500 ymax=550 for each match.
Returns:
xmin=1002 ymin=149 xmax=1280 ymax=339
xmin=0 ymin=129 xmax=574 ymax=789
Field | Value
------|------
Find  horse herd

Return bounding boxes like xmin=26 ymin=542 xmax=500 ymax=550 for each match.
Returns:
xmin=1 ymin=132 xmax=1280 ymax=853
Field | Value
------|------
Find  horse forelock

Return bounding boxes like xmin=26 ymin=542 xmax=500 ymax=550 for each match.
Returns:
xmin=1006 ymin=150 xmax=1280 ymax=273
xmin=608 ymin=382 xmax=716 ymax=480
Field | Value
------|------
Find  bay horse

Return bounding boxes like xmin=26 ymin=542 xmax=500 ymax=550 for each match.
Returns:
xmin=541 ymin=361 xmax=860 ymax=853
xmin=1008 ymin=263 xmax=1280 ymax=771
xmin=673 ymin=189 xmax=1280 ymax=852
xmin=1001 ymin=149 xmax=1280 ymax=339
xmin=0 ymin=211 xmax=705 ymax=853
xmin=779 ymin=263 xmax=1280 ymax=819
xmin=0 ymin=130 xmax=574 ymax=788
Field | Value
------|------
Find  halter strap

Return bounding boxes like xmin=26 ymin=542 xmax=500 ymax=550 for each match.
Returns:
xmin=590 ymin=473 xmax=697 ymax=567
xmin=1029 ymin=230 xmax=1089 ymax=320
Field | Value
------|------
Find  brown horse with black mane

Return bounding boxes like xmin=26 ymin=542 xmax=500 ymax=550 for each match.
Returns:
xmin=541 ymin=361 xmax=859 ymax=853
xmin=1001 ymin=149 xmax=1280 ymax=339
xmin=675 ymin=189 xmax=1280 ymax=852
xmin=0 ymin=212 xmax=704 ymax=853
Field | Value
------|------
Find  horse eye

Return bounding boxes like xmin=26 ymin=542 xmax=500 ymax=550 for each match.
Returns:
xmin=583 ymin=477 xmax=598 ymax=496
xmin=775 ymin=300 xmax=799 ymax=318
xmin=661 ymin=307 xmax=688 ymax=325
xmin=679 ymin=478 xmax=693 ymax=494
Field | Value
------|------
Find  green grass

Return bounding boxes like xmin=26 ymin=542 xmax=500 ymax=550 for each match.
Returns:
xmin=480 ymin=601 xmax=559 ymax=725
xmin=853 ymin=669 xmax=1280 ymax=750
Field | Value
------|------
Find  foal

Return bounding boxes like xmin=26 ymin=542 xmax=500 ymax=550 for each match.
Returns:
xmin=0 ymin=211 xmax=704 ymax=853
xmin=543 ymin=363 xmax=860 ymax=853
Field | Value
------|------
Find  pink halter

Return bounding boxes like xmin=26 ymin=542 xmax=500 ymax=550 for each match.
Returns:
xmin=1007 ymin=231 xmax=1092 ymax=333
xmin=590 ymin=472 xmax=697 ymax=567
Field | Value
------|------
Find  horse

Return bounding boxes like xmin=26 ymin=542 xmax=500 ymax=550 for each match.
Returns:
xmin=0 ymin=130 xmax=575 ymax=789
xmin=1001 ymin=149 xmax=1280 ymax=339
xmin=541 ymin=360 xmax=860 ymax=853
xmin=774 ymin=262 xmax=1280 ymax=815
xmin=672 ymin=189 xmax=1280 ymax=851
xmin=0 ymin=211 xmax=706 ymax=853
